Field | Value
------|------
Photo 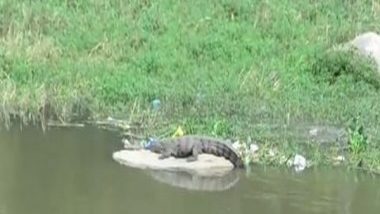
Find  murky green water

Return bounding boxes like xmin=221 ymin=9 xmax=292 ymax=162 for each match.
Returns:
xmin=0 ymin=125 xmax=379 ymax=214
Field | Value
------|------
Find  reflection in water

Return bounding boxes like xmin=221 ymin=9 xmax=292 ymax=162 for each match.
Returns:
xmin=0 ymin=125 xmax=380 ymax=214
xmin=146 ymin=169 xmax=240 ymax=191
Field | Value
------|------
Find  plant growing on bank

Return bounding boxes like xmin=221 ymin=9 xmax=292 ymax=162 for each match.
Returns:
xmin=309 ymin=49 xmax=380 ymax=89
xmin=347 ymin=115 xmax=368 ymax=156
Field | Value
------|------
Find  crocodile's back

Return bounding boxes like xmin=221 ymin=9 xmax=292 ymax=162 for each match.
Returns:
xmin=198 ymin=136 xmax=244 ymax=168
xmin=163 ymin=135 xmax=244 ymax=168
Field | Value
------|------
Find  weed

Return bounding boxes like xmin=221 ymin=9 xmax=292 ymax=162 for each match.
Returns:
xmin=309 ymin=49 xmax=380 ymax=89
xmin=347 ymin=115 xmax=368 ymax=155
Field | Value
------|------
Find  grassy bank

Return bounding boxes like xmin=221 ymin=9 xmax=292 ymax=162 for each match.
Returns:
xmin=1 ymin=0 xmax=380 ymax=171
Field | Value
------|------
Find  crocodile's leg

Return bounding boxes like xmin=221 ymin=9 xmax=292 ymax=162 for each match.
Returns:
xmin=158 ymin=154 xmax=170 ymax=159
xmin=158 ymin=150 xmax=171 ymax=159
xmin=186 ymin=146 xmax=199 ymax=162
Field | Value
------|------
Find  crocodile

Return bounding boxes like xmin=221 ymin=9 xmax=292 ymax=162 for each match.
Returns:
xmin=144 ymin=135 xmax=244 ymax=168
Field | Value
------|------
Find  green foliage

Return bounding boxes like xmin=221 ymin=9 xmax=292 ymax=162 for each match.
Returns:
xmin=179 ymin=117 xmax=234 ymax=138
xmin=309 ymin=49 xmax=380 ymax=89
xmin=210 ymin=119 xmax=234 ymax=138
xmin=347 ymin=115 xmax=368 ymax=155
xmin=0 ymin=0 xmax=380 ymax=155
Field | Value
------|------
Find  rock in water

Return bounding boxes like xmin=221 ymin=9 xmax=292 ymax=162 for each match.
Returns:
xmin=112 ymin=150 xmax=235 ymax=177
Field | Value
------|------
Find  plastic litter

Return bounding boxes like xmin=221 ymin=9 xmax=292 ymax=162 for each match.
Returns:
xmin=152 ymin=99 xmax=161 ymax=111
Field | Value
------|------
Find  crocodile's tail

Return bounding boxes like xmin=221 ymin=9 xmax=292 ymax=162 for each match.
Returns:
xmin=196 ymin=136 xmax=245 ymax=168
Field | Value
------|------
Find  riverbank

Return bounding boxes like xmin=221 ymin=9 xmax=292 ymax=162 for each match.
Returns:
xmin=0 ymin=0 xmax=379 ymax=174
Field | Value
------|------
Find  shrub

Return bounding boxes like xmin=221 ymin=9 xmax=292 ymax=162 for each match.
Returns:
xmin=308 ymin=49 xmax=380 ymax=89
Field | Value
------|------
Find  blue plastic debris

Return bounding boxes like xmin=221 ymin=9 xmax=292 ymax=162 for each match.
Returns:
xmin=144 ymin=137 xmax=158 ymax=149
xmin=152 ymin=99 xmax=161 ymax=111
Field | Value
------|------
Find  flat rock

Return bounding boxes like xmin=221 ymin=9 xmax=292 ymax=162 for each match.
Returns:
xmin=112 ymin=150 xmax=234 ymax=177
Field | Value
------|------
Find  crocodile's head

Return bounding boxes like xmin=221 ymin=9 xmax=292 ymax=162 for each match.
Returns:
xmin=144 ymin=138 xmax=163 ymax=153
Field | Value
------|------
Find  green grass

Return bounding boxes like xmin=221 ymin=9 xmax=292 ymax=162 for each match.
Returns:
xmin=1 ymin=0 xmax=380 ymax=171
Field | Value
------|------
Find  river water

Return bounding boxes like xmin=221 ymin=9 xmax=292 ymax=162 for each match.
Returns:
xmin=0 ymin=125 xmax=379 ymax=214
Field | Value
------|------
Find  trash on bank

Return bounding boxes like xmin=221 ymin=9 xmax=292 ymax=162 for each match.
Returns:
xmin=172 ymin=126 xmax=184 ymax=137
xmin=332 ymin=155 xmax=346 ymax=165
xmin=288 ymin=154 xmax=308 ymax=172
xmin=152 ymin=99 xmax=161 ymax=111
xmin=268 ymin=149 xmax=276 ymax=157
xmin=334 ymin=155 xmax=345 ymax=161
xmin=232 ymin=140 xmax=244 ymax=150
xmin=249 ymin=144 xmax=259 ymax=154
